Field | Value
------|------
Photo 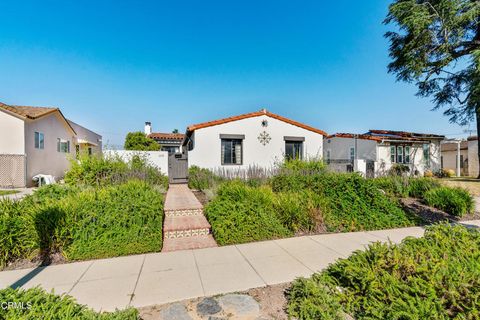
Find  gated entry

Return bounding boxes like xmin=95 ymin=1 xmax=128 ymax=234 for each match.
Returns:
xmin=366 ymin=160 xmax=375 ymax=178
xmin=168 ymin=153 xmax=188 ymax=184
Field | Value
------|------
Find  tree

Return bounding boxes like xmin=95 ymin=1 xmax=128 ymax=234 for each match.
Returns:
xmin=124 ymin=132 xmax=160 ymax=151
xmin=172 ymin=129 xmax=179 ymax=133
xmin=385 ymin=0 xmax=480 ymax=176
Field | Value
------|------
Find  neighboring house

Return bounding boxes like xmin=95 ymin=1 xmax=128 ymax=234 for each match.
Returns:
xmin=440 ymin=140 xmax=468 ymax=176
xmin=468 ymin=136 xmax=479 ymax=177
xmin=182 ymin=108 xmax=326 ymax=172
xmin=68 ymin=120 xmax=102 ymax=156
xmin=324 ymin=130 xmax=445 ymax=177
xmin=145 ymin=122 xmax=185 ymax=154
xmin=0 ymin=103 xmax=101 ymax=187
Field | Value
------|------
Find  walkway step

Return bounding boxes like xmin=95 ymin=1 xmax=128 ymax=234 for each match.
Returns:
xmin=162 ymin=235 xmax=218 ymax=252
xmin=164 ymin=215 xmax=211 ymax=238
xmin=165 ymin=208 xmax=203 ymax=217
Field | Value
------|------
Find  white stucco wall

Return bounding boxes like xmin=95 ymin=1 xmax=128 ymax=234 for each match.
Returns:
xmin=104 ymin=150 xmax=169 ymax=175
xmin=25 ymin=112 xmax=75 ymax=186
xmin=187 ymin=115 xmax=324 ymax=170
xmin=0 ymin=110 xmax=25 ymax=154
xmin=324 ymin=136 xmax=441 ymax=176
xmin=468 ymin=139 xmax=478 ymax=177
xmin=377 ymin=142 xmax=441 ymax=176
xmin=324 ymin=137 xmax=377 ymax=161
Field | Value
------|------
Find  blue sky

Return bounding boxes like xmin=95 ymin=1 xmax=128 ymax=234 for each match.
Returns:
xmin=0 ymin=1 xmax=473 ymax=147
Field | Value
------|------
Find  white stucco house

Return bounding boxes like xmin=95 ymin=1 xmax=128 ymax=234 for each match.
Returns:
xmin=0 ymin=103 xmax=102 ymax=187
xmin=181 ymin=109 xmax=326 ymax=174
xmin=324 ymin=130 xmax=445 ymax=177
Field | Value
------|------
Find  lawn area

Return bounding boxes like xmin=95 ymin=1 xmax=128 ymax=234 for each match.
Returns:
xmin=0 ymin=190 xmax=20 ymax=196
xmin=287 ymin=223 xmax=480 ymax=319
xmin=440 ymin=177 xmax=480 ymax=196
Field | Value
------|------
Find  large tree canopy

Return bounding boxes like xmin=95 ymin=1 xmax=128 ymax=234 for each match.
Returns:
xmin=124 ymin=131 xmax=160 ymax=151
xmin=385 ymin=0 xmax=480 ymax=125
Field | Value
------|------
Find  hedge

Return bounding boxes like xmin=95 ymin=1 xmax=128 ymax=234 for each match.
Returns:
xmin=0 ymin=287 xmax=138 ymax=319
xmin=0 ymin=181 xmax=164 ymax=268
xmin=287 ymin=224 xmax=480 ymax=319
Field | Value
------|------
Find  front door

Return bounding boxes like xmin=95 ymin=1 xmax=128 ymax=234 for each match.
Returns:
xmin=168 ymin=153 xmax=188 ymax=184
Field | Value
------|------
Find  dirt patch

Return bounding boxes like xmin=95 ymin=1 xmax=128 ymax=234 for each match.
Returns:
xmin=245 ymin=283 xmax=290 ymax=320
xmin=138 ymin=283 xmax=290 ymax=320
xmin=400 ymin=198 xmax=480 ymax=224
xmin=2 ymin=252 xmax=66 ymax=271
xmin=192 ymin=190 xmax=209 ymax=207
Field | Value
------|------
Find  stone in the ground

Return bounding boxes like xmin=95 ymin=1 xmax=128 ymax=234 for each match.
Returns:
xmin=159 ymin=303 xmax=193 ymax=320
xmin=197 ymin=297 xmax=222 ymax=316
xmin=217 ymin=294 xmax=260 ymax=317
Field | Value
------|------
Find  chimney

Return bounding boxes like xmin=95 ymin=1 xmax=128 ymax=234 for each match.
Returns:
xmin=144 ymin=122 xmax=152 ymax=135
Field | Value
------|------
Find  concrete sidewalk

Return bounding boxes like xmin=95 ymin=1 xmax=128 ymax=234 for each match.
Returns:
xmin=1 ymin=220 xmax=479 ymax=312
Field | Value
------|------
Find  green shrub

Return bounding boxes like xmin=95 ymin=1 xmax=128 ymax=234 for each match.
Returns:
xmin=370 ymin=176 xmax=409 ymax=197
xmin=0 ymin=287 xmax=138 ymax=319
xmin=287 ymin=276 xmax=345 ymax=320
xmin=424 ymin=186 xmax=474 ymax=216
xmin=272 ymin=172 xmax=416 ymax=232
xmin=205 ymin=181 xmax=292 ymax=245
xmin=60 ymin=181 xmax=164 ymax=260
xmin=188 ymin=166 xmax=223 ymax=191
xmin=407 ymin=177 xmax=441 ymax=198
xmin=0 ymin=199 xmax=37 ymax=268
xmin=388 ymin=163 xmax=410 ymax=176
xmin=287 ymin=224 xmax=480 ymax=320
xmin=64 ymin=154 xmax=168 ymax=188
xmin=274 ymin=191 xmax=326 ymax=233
xmin=280 ymin=159 xmax=327 ymax=172
xmin=371 ymin=177 xmax=441 ymax=199
xmin=0 ymin=181 xmax=164 ymax=267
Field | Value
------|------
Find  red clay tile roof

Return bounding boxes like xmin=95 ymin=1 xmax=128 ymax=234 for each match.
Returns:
xmin=327 ymin=133 xmax=384 ymax=142
xmin=148 ymin=133 xmax=185 ymax=141
xmin=0 ymin=102 xmax=76 ymax=134
xmin=328 ymin=130 xmax=445 ymax=142
xmin=368 ymin=129 xmax=445 ymax=140
xmin=187 ymin=109 xmax=327 ymax=136
xmin=0 ymin=103 xmax=58 ymax=119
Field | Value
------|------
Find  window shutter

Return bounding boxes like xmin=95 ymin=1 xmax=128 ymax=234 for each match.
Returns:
xmin=235 ymin=143 xmax=242 ymax=164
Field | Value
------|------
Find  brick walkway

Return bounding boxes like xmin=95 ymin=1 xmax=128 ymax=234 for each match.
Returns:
xmin=162 ymin=184 xmax=217 ymax=252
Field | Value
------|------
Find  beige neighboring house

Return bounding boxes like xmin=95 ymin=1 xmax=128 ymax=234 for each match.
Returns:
xmin=324 ymin=130 xmax=445 ymax=177
xmin=0 ymin=103 xmax=102 ymax=187
xmin=440 ymin=140 xmax=468 ymax=176
xmin=467 ymin=136 xmax=479 ymax=177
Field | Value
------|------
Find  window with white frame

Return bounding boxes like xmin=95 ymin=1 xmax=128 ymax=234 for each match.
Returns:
xmin=57 ymin=138 xmax=70 ymax=153
xmin=390 ymin=145 xmax=411 ymax=164
xmin=34 ymin=132 xmax=44 ymax=149
xmin=423 ymin=143 xmax=430 ymax=167
xmin=397 ymin=146 xmax=403 ymax=163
